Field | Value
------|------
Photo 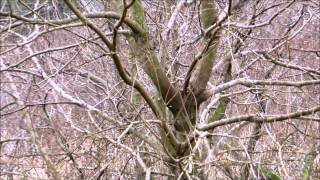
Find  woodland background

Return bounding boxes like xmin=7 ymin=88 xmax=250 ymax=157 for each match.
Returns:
xmin=0 ymin=0 xmax=319 ymax=179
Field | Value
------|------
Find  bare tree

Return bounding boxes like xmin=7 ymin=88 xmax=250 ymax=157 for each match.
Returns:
xmin=0 ymin=0 xmax=319 ymax=179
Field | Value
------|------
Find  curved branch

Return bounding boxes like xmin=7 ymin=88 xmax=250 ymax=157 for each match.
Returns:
xmin=227 ymin=0 xmax=296 ymax=29
xmin=203 ymin=78 xmax=320 ymax=99
xmin=0 ymin=11 xmax=144 ymax=35
xmin=262 ymin=53 xmax=320 ymax=76
xmin=198 ymin=105 xmax=320 ymax=131
xmin=188 ymin=0 xmax=219 ymax=98
xmin=63 ymin=0 xmax=182 ymax=148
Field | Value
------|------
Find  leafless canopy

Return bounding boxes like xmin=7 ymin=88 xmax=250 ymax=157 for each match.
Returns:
xmin=0 ymin=0 xmax=319 ymax=179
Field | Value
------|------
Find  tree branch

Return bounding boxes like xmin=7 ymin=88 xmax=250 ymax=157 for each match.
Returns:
xmin=188 ymin=0 xmax=219 ymax=98
xmin=198 ymin=105 xmax=320 ymax=131
xmin=63 ymin=0 xmax=182 ymax=148
xmin=202 ymin=78 xmax=320 ymax=100
xmin=0 ymin=11 xmax=144 ymax=35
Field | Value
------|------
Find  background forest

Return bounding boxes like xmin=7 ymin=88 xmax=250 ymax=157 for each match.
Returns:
xmin=0 ymin=0 xmax=319 ymax=179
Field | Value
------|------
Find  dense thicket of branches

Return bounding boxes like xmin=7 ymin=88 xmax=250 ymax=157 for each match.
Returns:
xmin=0 ymin=0 xmax=319 ymax=179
